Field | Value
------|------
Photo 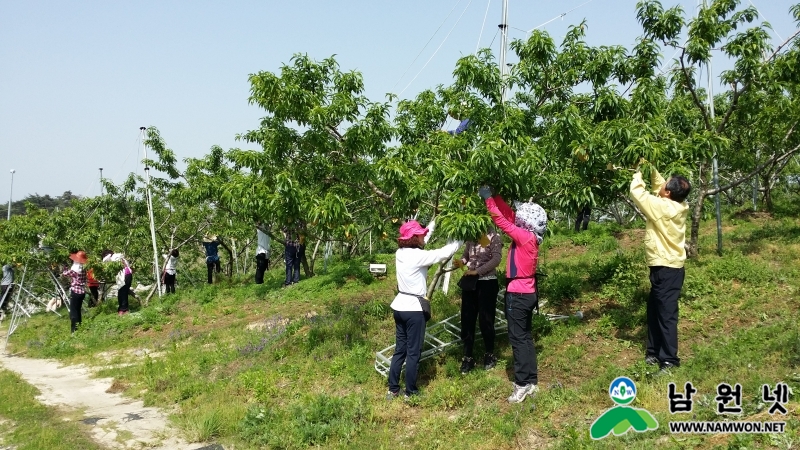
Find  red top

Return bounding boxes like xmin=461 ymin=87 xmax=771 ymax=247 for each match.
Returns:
xmin=486 ymin=195 xmax=539 ymax=294
xmin=87 ymin=269 xmax=100 ymax=287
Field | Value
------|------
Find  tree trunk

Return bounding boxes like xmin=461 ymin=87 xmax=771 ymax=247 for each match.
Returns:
xmin=763 ymin=182 xmax=774 ymax=212
xmin=219 ymin=241 xmax=234 ymax=277
xmin=301 ymin=243 xmax=314 ymax=278
xmin=426 ymin=257 xmax=455 ymax=299
xmin=310 ymin=239 xmax=321 ymax=274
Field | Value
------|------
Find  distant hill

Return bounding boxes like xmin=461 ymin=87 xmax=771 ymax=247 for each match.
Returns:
xmin=0 ymin=191 xmax=80 ymax=217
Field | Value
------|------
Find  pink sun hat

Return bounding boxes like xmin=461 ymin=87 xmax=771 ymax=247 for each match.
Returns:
xmin=398 ymin=220 xmax=429 ymax=240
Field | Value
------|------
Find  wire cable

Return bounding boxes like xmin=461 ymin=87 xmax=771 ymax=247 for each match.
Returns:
xmin=526 ymin=0 xmax=597 ymax=33
xmin=390 ymin=0 xmax=465 ymax=93
xmin=475 ymin=0 xmax=492 ymax=53
xmin=747 ymin=0 xmax=784 ymax=41
xmin=398 ymin=0 xmax=474 ymax=96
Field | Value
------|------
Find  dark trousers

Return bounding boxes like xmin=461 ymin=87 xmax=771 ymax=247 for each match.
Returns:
xmin=284 ymin=245 xmax=301 ymax=285
xmin=207 ymin=260 xmax=221 ymax=284
xmin=255 ymin=253 xmax=269 ymax=284
xmin=461 ymin=278 xmax=499 ymax=357
xmin=505 ymin=291 xmax=539 ymax=386
xmin=164 ymin=273 xmax=176 ymax=294
xmin=646 ymin=266 xmax=685 ymax=366
xmin=69 ymin=291 xmax=85 ymax=333
xmin=575 ymin=206 xmax=591 ymax=232
xmin=0 ymin=284 xmax=14 ymax=312
xmin=88 ymin=286 xmax=99 ymax=307
xmin=118 ymin=273 xmax=132 ymax=312
xmin=388 ymin=310 xmax=427 ymax=396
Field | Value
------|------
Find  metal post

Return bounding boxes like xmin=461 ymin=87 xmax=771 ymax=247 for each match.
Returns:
xmin=752 ymin=150 xmax=759 ymax=211
xmin=99 ymin=167 xmax=104 ymax=226
xmin=703 ymin=0 xmax=722 ymax=256
xmin=140 ymin=127 xmax=162 ymax=298
xmin=7 ymin=169 xmax=14 ymax=220
xmin=498 ymin=0 xmax=509 ymax=102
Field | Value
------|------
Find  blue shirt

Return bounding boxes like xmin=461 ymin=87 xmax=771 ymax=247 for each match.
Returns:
xmin=203 ymin=242 xmax=220 ymax=263
xmin=448 ymin=119 xmax=471 ymax=136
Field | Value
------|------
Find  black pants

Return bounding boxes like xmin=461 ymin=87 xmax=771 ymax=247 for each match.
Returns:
xmin=461 ymin=278 xmax=499 ymax=357
xmin=284 ymin=245 xmax=301 ymax=285
xmin=118 ymin=273 xmax=132 ymax=312
xmin=207 ymin=260 xmax=221 ymax=284
xmin=164 ymin=273 xmax=176 ymax=294
xmin=0 ymin=284 xmax=14 ymax=312
xmin=505 ymin=291 xmax=538 ymax=386
xmin=69 ymin=291 xmax=85 ymax=333
xmin=255 ymin=253 xmax=269 ymax=284
xmin=88 ymin=286 xmax=99 ymax=307
xmin=388 ymin=310 xmax=426 ymax=396
xmin=646 ymin=266 xmax=685 ymax=366
xmin=575 ymin=206 xmax=591 ymax=232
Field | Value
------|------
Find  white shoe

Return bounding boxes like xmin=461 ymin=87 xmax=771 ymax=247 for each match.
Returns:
xmin=507 ymin=383 xmax=538 ymax=403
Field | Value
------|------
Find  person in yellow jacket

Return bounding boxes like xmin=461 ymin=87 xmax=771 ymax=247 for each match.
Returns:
xmin=630 ymin=164 xmax=691 ymax=373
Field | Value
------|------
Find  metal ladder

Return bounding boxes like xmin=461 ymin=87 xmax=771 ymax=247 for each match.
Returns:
xmin=374 ymin=288 xmax=579 ymax=377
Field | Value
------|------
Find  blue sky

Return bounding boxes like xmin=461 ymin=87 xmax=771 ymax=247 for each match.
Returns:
xmin=0 ymin=0 xmax=796 ymax=204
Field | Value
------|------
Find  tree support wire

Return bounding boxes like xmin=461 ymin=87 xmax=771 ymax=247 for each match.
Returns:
xmin=374 ymin=288 xmax=581 ymax=377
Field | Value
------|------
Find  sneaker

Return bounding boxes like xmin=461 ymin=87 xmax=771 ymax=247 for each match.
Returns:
xmin=386 ymin=390 xmax=400 ymax=401
xmin=460 ymin=357 xmax=475 ymax=374
xmin=483 ymin=353 xmax=498 ymax=370
xmin=659 ymin=361 xmax=678 ymax=375
xmin=644 ymin=355 xmax=660 ymax=366
xmin=507 ymin=383 xmax=539 ymax=403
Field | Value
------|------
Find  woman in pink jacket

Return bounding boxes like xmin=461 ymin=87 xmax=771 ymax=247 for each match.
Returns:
xmin=479 ymin=186 xmax=547 ymax=403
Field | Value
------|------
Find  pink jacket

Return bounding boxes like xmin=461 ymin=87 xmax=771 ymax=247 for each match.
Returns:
xmin=486 ymin=195 xmax=539 ymax=294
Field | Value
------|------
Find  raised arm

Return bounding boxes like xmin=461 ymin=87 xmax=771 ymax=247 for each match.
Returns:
xmin=423 ymin=219 xmax=436 ymax=244
xmin=412 ymin=241 xmax=462 ymax=268
xmin=485 ymin=197 xmax=534 ymax=246
xmin=630 ymin=171 xmax=665 ymax=221
xmin=651 ymin=168 xmax=666 ymax=196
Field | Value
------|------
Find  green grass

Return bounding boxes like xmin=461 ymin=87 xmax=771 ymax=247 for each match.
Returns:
xmin=0 ymin=369 xmax=102 ymax=450
xmin=5 ymin=213 xmax=800 ymax=449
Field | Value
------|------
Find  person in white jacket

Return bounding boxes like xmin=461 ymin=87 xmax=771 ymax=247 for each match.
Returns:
xmin=387 ymin=219 xmax=460 ymax=399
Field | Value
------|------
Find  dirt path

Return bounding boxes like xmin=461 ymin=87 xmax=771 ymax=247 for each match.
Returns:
xmin=0 ymin=354 xmax=219 ymax=450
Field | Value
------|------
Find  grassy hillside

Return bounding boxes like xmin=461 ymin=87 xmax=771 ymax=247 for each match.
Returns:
xmin=5 ymin=211 xmax=800 ymax=449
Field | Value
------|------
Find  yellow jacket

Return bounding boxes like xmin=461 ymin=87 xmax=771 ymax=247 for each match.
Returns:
xmin=630 ymin=170 xmax=689 ymax=268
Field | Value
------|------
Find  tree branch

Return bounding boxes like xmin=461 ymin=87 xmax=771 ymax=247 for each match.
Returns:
xmin=679 ymin=49 xmax=712 ymax=131
xmin=705 ymin=142 xmax=800 ymax=195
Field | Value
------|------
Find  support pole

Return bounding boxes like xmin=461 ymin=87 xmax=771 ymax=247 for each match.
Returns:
xmin=7 ymin=170 xmax=15 ymax=221
xmin=140 ymin=127 xmax=162 ymax=299
xmin=704 ymin=0 xmax=722 ymax=256
xmin=99 ymin=167 xmax=104 ymax=226
xmin=498 ymin=0 xmax=509 ymax=102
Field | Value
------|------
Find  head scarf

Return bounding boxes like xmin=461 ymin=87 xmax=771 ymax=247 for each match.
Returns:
xmin=513 ymin=201 xmax=547 ymax=244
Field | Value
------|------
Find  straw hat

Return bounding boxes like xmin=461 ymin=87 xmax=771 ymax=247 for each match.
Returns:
xmin=69 ymin=251 xmax=88 ymax=264
xmin=202 ymin=235 xmax=218 ymax=243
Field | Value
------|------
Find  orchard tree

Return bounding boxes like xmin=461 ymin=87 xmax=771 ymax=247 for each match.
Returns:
xmin=634 ymin=0 xmax=800 ymax=254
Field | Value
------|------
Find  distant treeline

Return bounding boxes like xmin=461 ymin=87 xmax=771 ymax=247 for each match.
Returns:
xmin=0 ymin=191 xmax=80 ymax=218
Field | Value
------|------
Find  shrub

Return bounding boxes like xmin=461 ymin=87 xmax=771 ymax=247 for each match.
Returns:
xmin=540 ymin=271 xmax=582 ymax=305
xmin=706 ymin=253 xmax=773 ymax=285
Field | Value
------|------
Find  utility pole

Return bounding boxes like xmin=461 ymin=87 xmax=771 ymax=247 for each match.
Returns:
xmin=7 ymin=170 xmax=14 ymax=221
xmin=99 ymin=167 xmax=104 ymax=226
xmin=140 ymin=127 xmax=162 ymax=298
